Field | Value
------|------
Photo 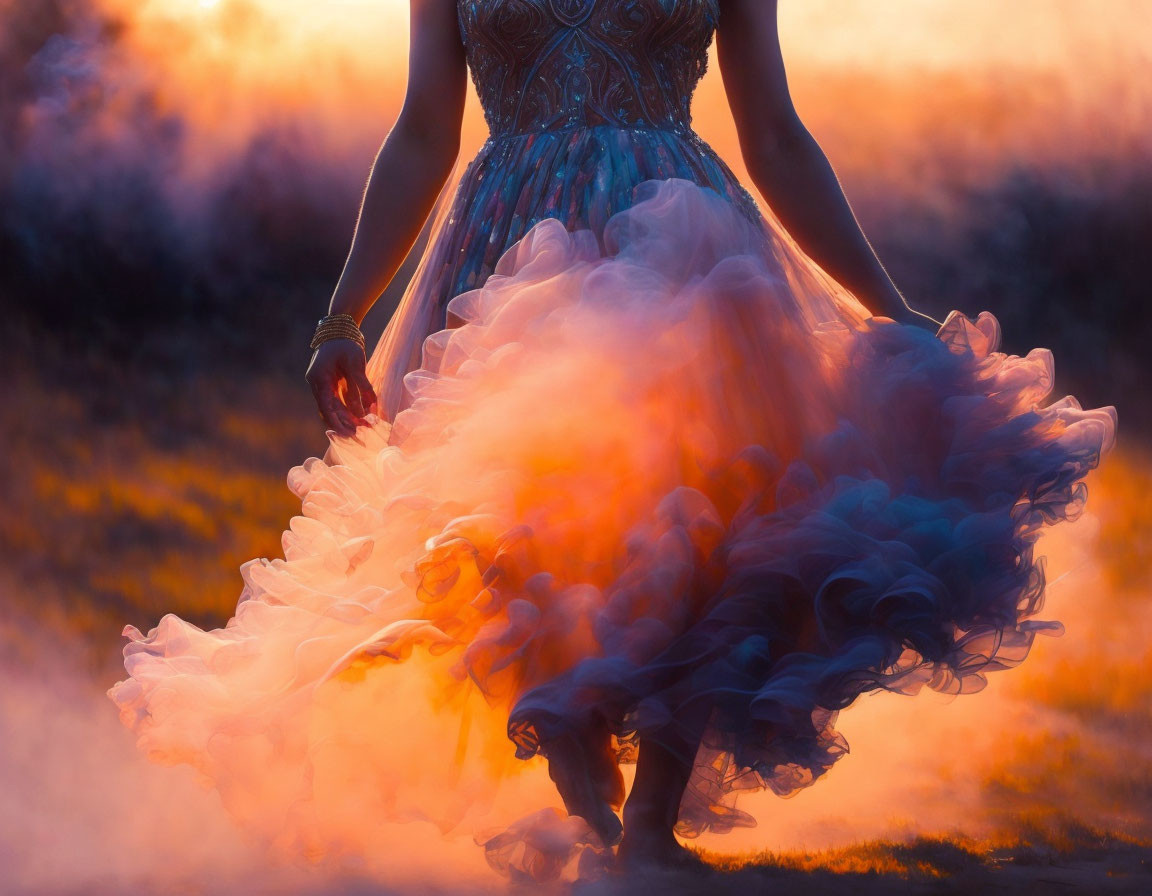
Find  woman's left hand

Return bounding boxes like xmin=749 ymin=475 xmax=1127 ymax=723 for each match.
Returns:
xmin=887 ymin=303 xmax=945 ymax=332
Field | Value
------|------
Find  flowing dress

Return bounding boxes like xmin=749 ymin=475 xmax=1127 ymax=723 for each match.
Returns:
xmin=110 ymin=0 xmax=1117 ymax=871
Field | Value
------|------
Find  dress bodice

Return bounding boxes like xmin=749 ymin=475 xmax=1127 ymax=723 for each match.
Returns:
xmin=458 ymin=0 xmax=720 ymax=137
xmin=367 ymin=0 xmax=758 ymax=406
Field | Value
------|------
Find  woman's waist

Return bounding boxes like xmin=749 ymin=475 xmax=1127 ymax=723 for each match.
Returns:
xmin=451 ymin=123 xmax=762 ymax=240
xmin=461 ymin=122 xmax=737 ymax=194
xmin=478 ymin=121 xmax=708 ymax=151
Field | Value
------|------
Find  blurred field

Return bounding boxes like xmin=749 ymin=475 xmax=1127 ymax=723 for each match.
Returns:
xmin=1 ymin=1 xmax=1150 ymax=893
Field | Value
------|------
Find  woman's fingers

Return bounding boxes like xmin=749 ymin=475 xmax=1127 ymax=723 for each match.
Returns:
xmin=883 ymin=305 xmax=944 ymax=332
xmin=323 ymin=391 xmax=358 ymax=436
xmin=309 ymin=372 xmax=357 ymax=436
xmin=336 ymin=355 xmax=377 ymax=420
xmin=344 ymin=377 xmax=368 ymax=418
xmin=307 ymin=343 xmax=376 ymax=436
xmin=350 ymin=364 xmax=378 ymax=413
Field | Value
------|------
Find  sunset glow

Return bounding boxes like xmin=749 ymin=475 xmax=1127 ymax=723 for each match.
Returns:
xmin=100 ymin=0 xmax=1152 ymax=191
xmin=3 ymin=1 xmax=1149 ymax=892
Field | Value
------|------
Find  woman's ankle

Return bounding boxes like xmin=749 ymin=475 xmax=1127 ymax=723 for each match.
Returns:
xmin=542 ymin=731 xmax=624 ymax=846
xmin=622 ymin=795 xmax=671 ymax=833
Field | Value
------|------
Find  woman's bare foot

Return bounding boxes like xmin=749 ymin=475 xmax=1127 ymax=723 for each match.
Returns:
xmin=616 ymin=826 xmax=709 ymax=873
xmin=543 ymin=730 xmax=623 ymax=847
xmin=588 ymin=722 xmax=626 ymax=810
xmin=616 ymin=727 xmax=709 ymax=872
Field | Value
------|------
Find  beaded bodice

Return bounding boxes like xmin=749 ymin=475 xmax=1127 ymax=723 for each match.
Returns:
xmin=457 ymin=0 xmax=720 ymax=136
xmin=371 ymin=1 xmax=764 ymax=420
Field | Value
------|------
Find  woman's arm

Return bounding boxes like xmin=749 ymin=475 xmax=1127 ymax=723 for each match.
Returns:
xmin=716 ymin=0 xmax=939 ymax=329
xmin=307 ymin=0 xmax=467 ymax=436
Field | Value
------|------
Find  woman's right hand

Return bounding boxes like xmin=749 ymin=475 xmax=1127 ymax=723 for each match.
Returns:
xmin=300 ymin=0 xmax=465 ymax=438
xmin=305 ymin=339 xmax=378 ymax=437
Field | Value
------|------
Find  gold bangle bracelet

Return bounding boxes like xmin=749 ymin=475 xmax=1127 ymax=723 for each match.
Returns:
xmin=310 ymin=314 xmax=366 ymax=351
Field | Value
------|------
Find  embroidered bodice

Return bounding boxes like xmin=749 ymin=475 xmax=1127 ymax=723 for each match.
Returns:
xmin=368 ymin=0 xmax=760 ymax=373
xmin=457 ymin=0 xmax=720 ymax=137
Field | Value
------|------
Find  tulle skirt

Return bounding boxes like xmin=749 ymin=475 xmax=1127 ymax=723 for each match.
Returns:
xmin=109 ymin=178 xmax=1116 ymax=868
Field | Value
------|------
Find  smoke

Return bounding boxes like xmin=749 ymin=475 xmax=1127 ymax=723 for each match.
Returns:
xmin=688 ymin=452 xmax=1152 ymax=857
xmin=4 ymin=1 xmax=1150 ymax=438
xmin=1 ymin=0 xmax=1149 ymax=891
xmin=863 ymin=158 xmax=1152 ymax=425
xmin=0 ymin=608 xmax=503 ymax=895
xmin=0 ymin=0 xmax=384 ymax=387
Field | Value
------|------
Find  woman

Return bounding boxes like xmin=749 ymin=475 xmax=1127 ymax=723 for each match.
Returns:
xmin=112 ymin=0 xmax=1117 ymax=877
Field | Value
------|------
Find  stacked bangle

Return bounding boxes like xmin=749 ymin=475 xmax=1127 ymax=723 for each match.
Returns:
xmin=310 ymin=313 xmax=366 ymax=351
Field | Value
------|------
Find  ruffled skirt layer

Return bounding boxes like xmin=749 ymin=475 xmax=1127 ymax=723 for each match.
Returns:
xmin=110 ymin=179 xmax=1116 ymax=852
